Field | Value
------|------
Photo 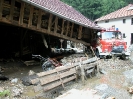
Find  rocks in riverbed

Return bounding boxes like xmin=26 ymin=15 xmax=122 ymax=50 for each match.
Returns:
xmin=12 ymin=85 xmax=23 ymax=97
xmin=127 ymin=86 xmax=133 ymax=94
xmin=21 ymin=70 xmax=38 ymax=86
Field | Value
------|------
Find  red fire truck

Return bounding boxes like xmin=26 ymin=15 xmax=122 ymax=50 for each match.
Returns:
xmin=94 ymin=27 xmax=130 ymax=59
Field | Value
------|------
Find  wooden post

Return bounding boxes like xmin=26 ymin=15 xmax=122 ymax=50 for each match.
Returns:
xmin=0 ymin=0 xmax=4 ymax=19
xmin=54 ymin=16 xmax=58 ymax=33
xmin=28 ymin=6 xmax=34 ymax=27
xmin=37 ymin=9 xmax=42 ymax=29
xmin=19 ymin=2 xmax=25 ymax=25
xmin=9 ymin=0 xmax=15 ymax=21
xmin=65 ymin=21 xmax=69 ymax=36
xmin=56 ymin=71 xmax=65 ymax=89
xmin=48 ymin=14 xmax=53 ymax=32
xmin=20 ymin=29 xmax=23 ymax=58
xmin=78 ymin=26 xmax=82 ymax=39
xmin=80 ymin=65 xmax=85 ymax=85
xmin=61 ymin=19 xmax=64 ymax=35
xmin=70 ymin=23 xmax=74 ymax=37
xmin=91 ymin=29 xmax=94 ymax=39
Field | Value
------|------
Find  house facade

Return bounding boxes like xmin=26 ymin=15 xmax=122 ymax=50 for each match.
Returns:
xmin=95 ymin=4 xmax=133 ymax=48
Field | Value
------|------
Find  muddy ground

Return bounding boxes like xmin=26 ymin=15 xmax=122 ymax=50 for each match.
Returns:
xmin=1 ymin=53 xmax=133 ymax=99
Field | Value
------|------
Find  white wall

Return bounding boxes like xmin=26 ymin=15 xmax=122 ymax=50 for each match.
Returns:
xmin=97 ymin=16 xmax=133 ymax=48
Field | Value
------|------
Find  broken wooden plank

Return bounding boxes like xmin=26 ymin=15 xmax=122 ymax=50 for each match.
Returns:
xmin=40 ymin=68 xmax=76 ymax=85
xmin=82 ymin=57 xmax=97 ymax=64
xmin=31 ymin=78 xmax=39 ymax=85
xmin=40 ymin=74 xmax=60 ymax=85
xmin=62 ymin=75 xmax=76 ymax=84
xmin=84 ymin=65 xmax=96 ymax=70
xmin=56 ymin=70 xmax=65 ymax=89
xmin=37 ymin=65 xmax=75 ymax=77
xmin=59 ymin=69 xmax=76 ymax=78
xmin=43 ymin=81 xmax=61 ymax=91
xmin=23 ymin=60 xmax=39 ymax=66
xmin=37 ymin=69 xmax=56 ymax=77
xmin=43 ymin=75 xmax=76 ymax=92
xmin=56 ymin=65 xmax=75 ymax=72
xmin=72 ymin=57 xmax=97 ymax=66
xmin=86 ymin=68 xmax=94 ymax=74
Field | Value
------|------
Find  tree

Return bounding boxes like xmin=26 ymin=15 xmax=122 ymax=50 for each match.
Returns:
xmin=61 ymin=0 xmax=130 ymax=20
xmin=61 ymin=0 xmax=103 ymax=20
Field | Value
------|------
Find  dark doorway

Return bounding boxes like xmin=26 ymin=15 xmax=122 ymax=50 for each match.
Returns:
xmin=131 ymin=33 xmax=133 ymax=44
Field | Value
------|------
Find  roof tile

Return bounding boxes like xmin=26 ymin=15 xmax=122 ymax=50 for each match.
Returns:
xmin=95 ymin=4 xmax=133 ymax=21
xmin=22 ymin=0 xmax=100 ymax=29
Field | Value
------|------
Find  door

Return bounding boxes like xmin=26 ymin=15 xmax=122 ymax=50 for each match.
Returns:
xmin=131 ymin=33 xmax=133 ymax=44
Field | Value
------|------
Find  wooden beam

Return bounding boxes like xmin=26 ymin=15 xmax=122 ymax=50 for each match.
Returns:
xmin=20 ymin=29 xmax=23 ymax=58
xmin=37 ymin=9 xmax=42 ymax=29
xmin=54 ymin=16 xmax=58 ymax=33
xmin=28 ymin=5 xmax=34 ymax=27
xmin=70 ymin=23 xmax=74 ymax=37
xmin=78 ymin=26 xmax=82 ymax=39
xmin=43 ymin=75 xmax=76 ymax=91
xmin=19 ymin=2 xmax=25 ymax=25
xmin=0 ymin=0 xmax=4 ymax=19
xmin=90 ymin=29 xmax=94 ymax=39
xmin=61 ymin=19 xmax=64 ymax=35
xmin=0 ymin=18 xmax=90 ymax=46
xmin=9 ymin=0 xmax=15 ymax=21
xmin=65 ymin=21 xmax=69 ymax=36
xmin=48 ymin=14 xmax=53 ymax=32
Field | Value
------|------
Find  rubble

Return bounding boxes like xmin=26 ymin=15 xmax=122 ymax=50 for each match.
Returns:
xmin=127 ymin=86 xmax=133 ymax=94
xmin=12 ymin=85 xmax=23 ymax=97
xmin=11 ymin=78 xmax=18 ymax=83
xmin=0 ymin=53 xmax=133 ymax=99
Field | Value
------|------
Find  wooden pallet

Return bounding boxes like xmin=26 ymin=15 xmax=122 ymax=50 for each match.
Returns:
xmin=31 ymin=65 xmax=77 ymax=92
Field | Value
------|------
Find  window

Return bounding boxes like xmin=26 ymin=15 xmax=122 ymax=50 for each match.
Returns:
xmin=95 ymin=21 xmax=98 ymax=24
xmin=123 ymin=33 xmax=126 ymax=38
xmin=105 ymin=20 xmax=109 ymax=23
xmin=131 ymin=18 xmax=133 ymax=25
xmin=123 ymin=19 xmax=126 ymax=23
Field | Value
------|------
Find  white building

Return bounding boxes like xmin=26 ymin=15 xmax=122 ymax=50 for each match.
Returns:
xmin=95 ymin=4 xmax=133 ymax=48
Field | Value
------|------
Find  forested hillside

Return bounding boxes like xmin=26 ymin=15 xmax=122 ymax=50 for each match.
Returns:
xmin=61 ymin=0 xmax=133 ymax=20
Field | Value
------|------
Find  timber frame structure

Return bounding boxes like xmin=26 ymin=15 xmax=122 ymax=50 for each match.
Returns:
xmin=0 ymin=0 xmax=101 ymax=59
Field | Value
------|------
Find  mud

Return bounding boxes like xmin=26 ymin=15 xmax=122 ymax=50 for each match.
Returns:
xmin=0 ymin=55 xmax=133 ymax=99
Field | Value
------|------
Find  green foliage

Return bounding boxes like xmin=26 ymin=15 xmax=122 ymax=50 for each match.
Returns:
xmin=0 ymin=89 xmax=10 ymax=97
xmin=61 ymin=0 xmax=131 ymax=20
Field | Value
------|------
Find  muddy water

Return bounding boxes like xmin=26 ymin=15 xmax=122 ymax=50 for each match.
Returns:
xmin=0 ymin=59 xmax=133 ymax=99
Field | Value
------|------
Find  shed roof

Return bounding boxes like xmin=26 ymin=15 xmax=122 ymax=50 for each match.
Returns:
xmin=95 ymin=4 xmax=133 ymax=22
xmin=22 ymin=0 xmax=101 ymax=30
